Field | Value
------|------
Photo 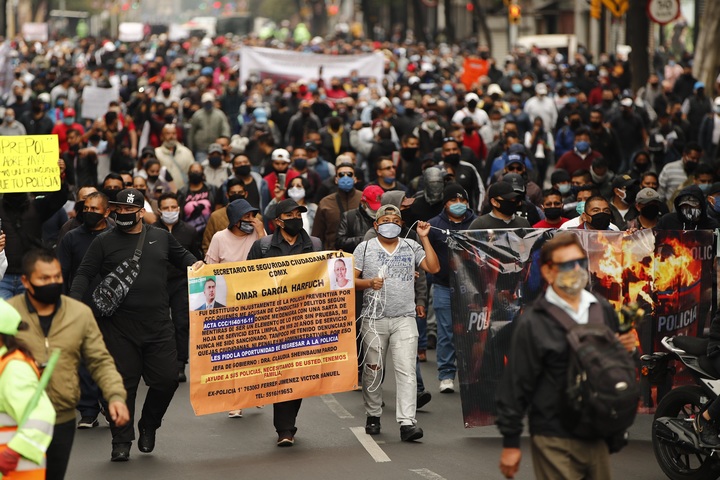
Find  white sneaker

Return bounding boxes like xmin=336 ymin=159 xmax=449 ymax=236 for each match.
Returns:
xmin=228 ymin=409 xmax=243 ymax=418
xmin=439 ymin=379 xmax=455 ymax=393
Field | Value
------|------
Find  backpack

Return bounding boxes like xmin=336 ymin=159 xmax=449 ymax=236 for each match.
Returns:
xmin=543 ymin=299 xmax=639 ymax=441
xmin=92 ymin=227 xmax=146 ymax=317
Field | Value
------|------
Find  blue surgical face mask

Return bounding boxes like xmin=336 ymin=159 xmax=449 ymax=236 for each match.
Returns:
xmin=63 ymin=117 xmax=75 ymax=125
xmin=511 ymin=84 xmax=522 ymax=93
xmin=698 ymin=183 xmax=711 ymax=193
xmin=575 ymin=141 xmax=590 ymax=153
xmin=713 ymin=197 xmax=720 ymax=214
xmin=377 ymin=222 xmax=402 ymax=239
xmin=448 ymin=202 xmax=468 ymax=216
xmin=443 ymin=84 xmax=453 ymax=93
xmin=383 ymin=176 xmax=395 ymax=184
xmin=558 ymin=183 xmax=571 ymax=195
xmin=576 ymin=200 xmax=586 ymax=215
xmin=337 ymin=175 xmax=355 ymax=192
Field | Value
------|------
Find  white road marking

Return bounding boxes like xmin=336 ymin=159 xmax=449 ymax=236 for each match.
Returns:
xmin=321 ymin=394 xmax=354 ymax=419
xmin=350 ymin=427 xmax=391 ymax=463
xmin=410 ymin=468 xmax=447 ymax=480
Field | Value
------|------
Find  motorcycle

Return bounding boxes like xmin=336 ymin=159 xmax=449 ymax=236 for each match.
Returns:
xmin=649 ymin=335 xmax=720 ymax=480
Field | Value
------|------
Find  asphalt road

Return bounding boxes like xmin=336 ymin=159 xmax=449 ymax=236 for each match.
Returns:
xmin=66 ymin=350 xmax=666 ymax=480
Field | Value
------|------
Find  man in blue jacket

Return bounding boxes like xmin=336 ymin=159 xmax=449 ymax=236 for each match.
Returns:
xmin=427 ymin=183 xmax=477 ymax=393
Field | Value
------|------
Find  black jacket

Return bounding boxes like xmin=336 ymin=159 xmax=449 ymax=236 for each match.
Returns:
xmin=496 ymin=294 xmax=619 ymax=447
xmin=69 ymin=225 xmax=197 ymax=318
xmin=247 ymin=229 xmax=321 ymax=260
xmin=154 ymin=220 xmax=202 ymax=282
xmin=657 ymin=184 xmax=720 ymax=230
xmin=336 ymin=207 xmax=374 ymax=253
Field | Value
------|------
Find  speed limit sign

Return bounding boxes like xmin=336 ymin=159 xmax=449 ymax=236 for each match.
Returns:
xmin=647 ymin=0 xmax=680 ymax=25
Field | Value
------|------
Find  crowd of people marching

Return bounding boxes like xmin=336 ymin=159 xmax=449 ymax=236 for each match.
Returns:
xmin=0 ymin=26 xmax=718 ymax=479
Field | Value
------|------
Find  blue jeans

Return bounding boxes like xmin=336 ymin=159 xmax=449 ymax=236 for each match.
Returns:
xmin=416 ymin=357 xmax=425 ymax=393
xmin=416 ymin=314 xmax=427 ymax=349
xmin=433 ymin=284 xmax=456 ymax=381
xmin=0 ymin=273 xmax=24 ymax=300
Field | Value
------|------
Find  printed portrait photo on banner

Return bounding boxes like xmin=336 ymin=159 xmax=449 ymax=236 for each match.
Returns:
xmin=193 ymin=275 xmax=227 ymax=310
xmin=329 ymin=258 xmax=354 ymax=291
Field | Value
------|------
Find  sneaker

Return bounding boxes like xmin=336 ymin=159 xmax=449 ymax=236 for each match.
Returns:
xmin=228 ymin=410 xmax=243 ymax=418
xmin=110 ymin=442 xmax=131 ymax=462
xmin=695 ymin=414 xmax=720 ymax=446
xmin=137 ymin=424 xmax=156 ymax=453
xmin=440 ymin=379 xmax=455 ymax=393
xmin=417 ymin=391 xmax=432 ymax=409
xmin=277 ymin=432 xmax=295 ymax=447
xmin=365 ymin=416 xmax=381 ymax=435
xmin=418 ymin=350 xmax=427 ymax=362
xmin=78 ymin=415 xmax=99 ymax=429
xmin=400 ymin=424 xmax=424 ymax=442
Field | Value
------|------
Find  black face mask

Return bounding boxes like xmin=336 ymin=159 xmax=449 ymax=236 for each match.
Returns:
xmin=29 ymin=282 xmax=63 ymax=305
xmin=293 ymin=159 xmax=308 ymax=171
xmin=188 ymin=172 xmax=203 ymax=185
xmin=641 ymin=204 xmax=660 ymax=220
xmin=443 ymin=153 xmax=460 ymax=166
xmin=281 ymin=218 xmax=303 ymax=237
xmin=590 ymin=121 xmax=602 ymax=129
xmin=83 ymin=211 xmax=105 ymax=229
xmin=401 ymin=147 xmax=418 ymax=160
xmin=208 ymin=156 xmax=223 ymax=168
xmin=147 ymin=175 xmax=159 ymax=182
xmin=164 ymin=115 xmax=175 ymax=124
xmin=496 ymin=199 xmax=518 ymax=216
xmin=89 ymin=134 xmax=101 ymax=143
xmin=113 ymin=211 xmax=140 ymax=231
xmin=103 ymin=189 xmax=120 ymax=202
xmin=228 ymin=193 xmax=246 ymax=203
xmin=544 ymin=207 xmax=562 ymax=221
xmin=588 ymin=212 xmax=612 ymax=230
xmin=634 ymin=162 xmax=649 ymax=173
xmin=234 ymin=165 xmax=251 ymax=177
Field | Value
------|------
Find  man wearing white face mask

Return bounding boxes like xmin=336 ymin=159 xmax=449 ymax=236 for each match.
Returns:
xmin=354 ymin=205 xmax=440 ymax=442
xmin=155 ymin=193 xmax=202 ymax=382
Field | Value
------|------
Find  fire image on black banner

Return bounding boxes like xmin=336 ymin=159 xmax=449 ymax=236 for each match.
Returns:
xmin=449 ymin=229 xmax=714 ymax=428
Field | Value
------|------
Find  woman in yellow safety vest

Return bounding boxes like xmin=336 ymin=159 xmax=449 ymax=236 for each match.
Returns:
xmin=0 ymin=299 xmax=55 ymax=479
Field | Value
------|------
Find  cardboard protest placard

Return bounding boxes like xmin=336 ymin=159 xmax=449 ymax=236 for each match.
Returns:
xmin=0 ymin=135 xmax=60 ymax=192
xmin=188 ymin=251 xmax=357 ymax=415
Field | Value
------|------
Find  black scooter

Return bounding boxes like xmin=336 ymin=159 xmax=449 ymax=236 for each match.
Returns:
xmin=649 ymin=336 xmax=720 ymax=480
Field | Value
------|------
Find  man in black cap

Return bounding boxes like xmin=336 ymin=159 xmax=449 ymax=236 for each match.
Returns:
xmin=608 ymin=174 xmax=640 ymax=231
xmin=470 ymin=181 xmax=531 ymax=229
xmin=247 ymin=199 xmax=321 ymax=447
xmin=428 ymin=184 xmax=477 ymax=393
xmin=498 ymin=173 xmax=541 ymax=225
xmin=70 ymin=188 xmax=204 ymax=462
xmin=626 ymin=188 xmax=663 ymax=230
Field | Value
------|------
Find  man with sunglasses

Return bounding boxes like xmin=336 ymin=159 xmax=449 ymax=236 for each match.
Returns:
xmin=370 ymin=157 xmax=408 ymax=193
xmin=312 ymin=163 xmax=362 ymax=249
xmin=497 ymin=233 xmax=636 ymax=480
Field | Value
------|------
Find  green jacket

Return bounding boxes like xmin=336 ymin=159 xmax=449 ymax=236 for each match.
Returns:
xmin=11 ymin=294 xmax=126 ymax=424
xmin=0 ymin=347 xmax=55 ymax=465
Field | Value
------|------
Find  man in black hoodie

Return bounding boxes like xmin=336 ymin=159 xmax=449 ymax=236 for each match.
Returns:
xmin=657 ymin=184 xmax=719 ymax=230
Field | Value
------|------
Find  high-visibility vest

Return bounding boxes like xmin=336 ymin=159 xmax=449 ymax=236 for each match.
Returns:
xmin=0 ymin=351 xmax=46 ymax=480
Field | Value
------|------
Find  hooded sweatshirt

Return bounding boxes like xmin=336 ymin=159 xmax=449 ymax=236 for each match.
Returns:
xmin=657 ymin=184 xmax=720 ymax=230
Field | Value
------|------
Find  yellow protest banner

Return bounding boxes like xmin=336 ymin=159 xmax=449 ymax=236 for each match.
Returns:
xmin=0 ymin=135 xmax=60 ymax=192
xmin=188 ymin=251 xmax=357 ymax=416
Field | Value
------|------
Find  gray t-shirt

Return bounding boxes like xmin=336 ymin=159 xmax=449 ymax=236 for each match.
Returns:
xmin=354 ymin=237 xmax=426 ymax=318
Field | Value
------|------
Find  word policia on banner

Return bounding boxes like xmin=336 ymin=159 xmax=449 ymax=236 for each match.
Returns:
xmin=0 ymin=135 xmax=61 ymax=192
xmin=447 ymin=228 xmax=714 ymax=428
xmin=187 ymin=251 xmax=357 ymax=415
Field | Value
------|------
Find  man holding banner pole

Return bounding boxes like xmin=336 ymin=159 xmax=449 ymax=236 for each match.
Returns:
xmin=353 ymin=205 xmax=440 ymax=442
xmin=247 ymin=198 xmax=322 ymax=447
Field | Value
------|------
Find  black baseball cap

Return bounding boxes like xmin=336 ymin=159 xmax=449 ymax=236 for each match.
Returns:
xmin=611 ymin=174 xmax=638 ymax=189
xmin=275 ymin=199 xmax=308 ymax=216
xmin=488 ymin=181 xmax=521 ymax=200
xmin=303 ymin=141 xmax=318 ymax=152
xmin=109 ymin=188 xmax=144 ymax=208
